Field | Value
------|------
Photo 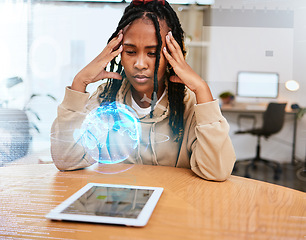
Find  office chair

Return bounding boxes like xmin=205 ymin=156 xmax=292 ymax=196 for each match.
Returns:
xmin=0 ymin=109 xmax=31 ymax=166
xmin=234 ymin=102 xmax=287 ymax=180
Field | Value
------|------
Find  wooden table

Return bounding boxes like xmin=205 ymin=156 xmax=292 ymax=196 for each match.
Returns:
xmin=0 ymin=163 xmax=305 ymax=240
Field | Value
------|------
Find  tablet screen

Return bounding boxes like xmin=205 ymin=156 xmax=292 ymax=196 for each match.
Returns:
xmin=61 ymin=186 xmax=154 ymax=219
xmin=46 ymin=183 xmax=163 ymax=227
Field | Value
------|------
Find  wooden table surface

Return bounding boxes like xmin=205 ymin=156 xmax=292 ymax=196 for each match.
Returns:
xmin=0 ymin=163 xmax=305 ymax=240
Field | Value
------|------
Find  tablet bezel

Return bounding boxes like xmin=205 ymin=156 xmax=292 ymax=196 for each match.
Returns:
xmin=45 ymin=183 xmax=163 ymax=227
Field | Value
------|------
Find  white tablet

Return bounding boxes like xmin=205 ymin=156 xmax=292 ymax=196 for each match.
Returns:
xmin=45 ymin=183 xmax=163 ymax=227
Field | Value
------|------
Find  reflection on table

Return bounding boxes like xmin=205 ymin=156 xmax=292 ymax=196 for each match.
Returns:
xmin=0 ymin=163 xmax=305 ymax=239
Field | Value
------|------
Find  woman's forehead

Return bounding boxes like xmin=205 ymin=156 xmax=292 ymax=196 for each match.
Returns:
xmin=123 ymin=17 xmax=169 ymax=36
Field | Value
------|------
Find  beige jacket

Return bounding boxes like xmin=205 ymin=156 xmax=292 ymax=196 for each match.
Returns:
xmin=51 ymin=80 xmax=236 ymax=181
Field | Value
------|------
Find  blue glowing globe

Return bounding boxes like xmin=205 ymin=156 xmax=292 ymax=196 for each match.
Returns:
xmin=74 ymin=102 xmax=141 ymax=164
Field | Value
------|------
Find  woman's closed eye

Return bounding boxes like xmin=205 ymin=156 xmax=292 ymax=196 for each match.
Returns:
xmin=125 ymin=50 xmax=136 ymax=55
xmin=124 ymin=50 xmax=156 ymax=57
xmin=148 ymin=51 xmax=157 ymax=57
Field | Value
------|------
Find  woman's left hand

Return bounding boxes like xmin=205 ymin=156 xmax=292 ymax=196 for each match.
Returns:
xmin=163 ymin=31 xmax=213 ymax=103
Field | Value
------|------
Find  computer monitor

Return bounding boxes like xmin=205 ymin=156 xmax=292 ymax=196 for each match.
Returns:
xmin=236 ymin=71 xmax=279 ymax=99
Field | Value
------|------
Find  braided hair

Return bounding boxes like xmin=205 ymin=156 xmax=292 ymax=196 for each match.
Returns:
xmin=100 ymin=0 xmax=186 ymax=142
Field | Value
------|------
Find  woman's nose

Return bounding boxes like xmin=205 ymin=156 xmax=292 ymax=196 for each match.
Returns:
xmin=134 ymin=55 xmax=148 ymax=70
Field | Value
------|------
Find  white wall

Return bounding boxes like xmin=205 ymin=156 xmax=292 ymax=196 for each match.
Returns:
xmin=292 ymin=0 xmax=306 ymax=163
xmin=208 ymin=0 xmax=306 ymax=163
xmin=0 ymin=1 xmax=28 ymax=107
xmin=29 ymin=2 xmax=125 ymax=153
xmin=30 ymin=2 xmax=125 ymax=99
xmin=207 ymin=26 xmax=293 ymax=100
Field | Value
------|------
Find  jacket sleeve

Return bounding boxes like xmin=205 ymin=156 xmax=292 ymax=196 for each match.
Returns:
xmin=50 ymin=87 xmax=97 ymax=171
xmin=189 ymin=100 xmax=236 ymax=181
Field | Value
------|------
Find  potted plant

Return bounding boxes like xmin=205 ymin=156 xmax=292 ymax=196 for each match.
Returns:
xmin=297 ymin=107 xmax=306 ymax=120
xmin=219 ymin=91 xmax=235 ymax=105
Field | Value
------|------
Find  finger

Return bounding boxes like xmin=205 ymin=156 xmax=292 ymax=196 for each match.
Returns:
xmin=98 ymin=45 xmax=122 ymax=70
xmin=103 ymin=33 xmax=123 ymax=56
xmin=102 ymin=45 xmax=123 ymax=66
xmin=165 ymin=34 xmax=181 ymax=60
xmin=94 ymin=32 xmax=123 ymax=61
xmin=163 ymin=46 xmax=188 ymax=81
xmin=163 ymin=47 xmax=176 ymax=67
xmin=169 ymin=75 xmax=183 ymax=84
xmin=108 ymin=31 xmax=123 ymax=47
xmin=105 ymin=33 xmax=123 ymax=60
xmin=168 ymin=31 xmax=183 ymax=53
xmin=95 ymin=71 xmax=122 ymax=82
xmin=112 ymin=31 xmax=124 ymax=51
xmin=167 ymin=31 xmax=184 ymax=60
xmin=103 ymin=72 xmax=123 ymax=80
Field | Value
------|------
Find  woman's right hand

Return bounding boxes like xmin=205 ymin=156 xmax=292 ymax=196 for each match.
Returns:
xmin=71 ymin=31 xmax=123 ymax=92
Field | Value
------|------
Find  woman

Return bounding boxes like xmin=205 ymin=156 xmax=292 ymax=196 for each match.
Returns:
xmin=51 ymin=0 xmax=236 ymax=181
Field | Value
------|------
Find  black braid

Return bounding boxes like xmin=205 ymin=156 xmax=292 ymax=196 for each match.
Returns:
xmin=100 ymin=0 xmax=186 ymax=142
xmin=145 ymin=12 xmax=162 ymax=118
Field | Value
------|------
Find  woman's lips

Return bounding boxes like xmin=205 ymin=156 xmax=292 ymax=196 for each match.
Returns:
xmin=133 ymin=75 xmax=150 ymax=83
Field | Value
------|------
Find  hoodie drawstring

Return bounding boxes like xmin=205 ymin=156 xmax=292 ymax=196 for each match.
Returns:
xmin=150 ymin=122 xmax=159 ymax=165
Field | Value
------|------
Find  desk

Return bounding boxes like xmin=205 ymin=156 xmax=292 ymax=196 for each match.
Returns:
xmin=221 ymin=104 xmax=298 ymax=164
xmin=0 ymin=164 xmax=305 ymax=239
